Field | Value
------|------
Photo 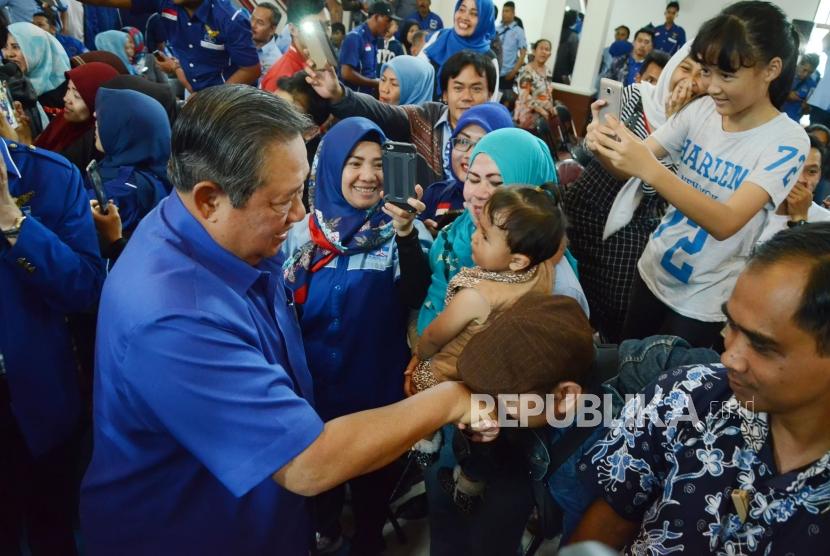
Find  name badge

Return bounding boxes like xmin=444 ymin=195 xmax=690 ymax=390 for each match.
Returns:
xmin=200 ymin=40 xmax=226 ymax=51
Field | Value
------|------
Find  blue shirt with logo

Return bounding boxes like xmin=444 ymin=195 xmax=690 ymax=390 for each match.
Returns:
xmin=409 ymin=10 xmax=443 ymax=32
xmin=0 ymin=140 xmax=105 ymax=456
xmin=80 ymin=192 xmax=323 ymax=555
xmin=339 ymin=22 xmax=379 ymax=94
xmin=652 ymin=23 xmax=686 ymax=55
xmin=131 ymin=0 xmax=259 ymax=90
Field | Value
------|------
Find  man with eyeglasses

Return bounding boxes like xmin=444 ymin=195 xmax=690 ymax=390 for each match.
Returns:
xmin=309 ymin=50 xmax=497 ymax=186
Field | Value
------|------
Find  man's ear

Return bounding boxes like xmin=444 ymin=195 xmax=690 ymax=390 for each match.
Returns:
xmin=191 ymin=181 xmax=226 ymax=222
xmin=550 ymin=381 xmax=582 ymax=419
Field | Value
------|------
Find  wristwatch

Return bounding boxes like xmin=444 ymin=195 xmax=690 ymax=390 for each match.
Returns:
xmin=787 ymin=219 xmax=808 ymax=228
xmin=1 ymin=215 xmax=26 ymax=238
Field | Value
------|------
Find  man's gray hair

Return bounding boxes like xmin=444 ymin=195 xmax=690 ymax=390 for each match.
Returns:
xmin=168 ymin=85 xmax=312 ymax=208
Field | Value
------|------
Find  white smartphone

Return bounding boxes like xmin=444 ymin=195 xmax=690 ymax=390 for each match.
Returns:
xmin=597 ymin=78 xmax=623 ymax=125
xmin=299 ymin=18 xmax=337 ymax=69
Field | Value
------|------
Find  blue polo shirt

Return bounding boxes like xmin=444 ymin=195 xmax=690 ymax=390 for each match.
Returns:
xmin=0 ymin=140 xmax=104 ymax=456
xmin=131 ymin=0 xmax=259 ymax=90
xmin=408 ymin=10 xmax=443 ymax=32
xmin=652 ymin=23 xmax=686 ymax=55
xmin=339 ymin=22 xmax=379 ymax=94
xmin=80 ymin=192 xmax=323 ymax=555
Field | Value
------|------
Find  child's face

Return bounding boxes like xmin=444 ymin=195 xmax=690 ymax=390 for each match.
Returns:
xmin=700 ymin=61 xmax=778 ymax=117
xmin=471 ymin=208 xmax=515 ymax=271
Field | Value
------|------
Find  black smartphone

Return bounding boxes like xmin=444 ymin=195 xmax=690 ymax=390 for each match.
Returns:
xmin=382 ymin=141 xmax=417 ymax=212
xmin=152 ymin=49 xmax=165 ymax=61
xmin=86 ymin=160 xmax=108 ymax=215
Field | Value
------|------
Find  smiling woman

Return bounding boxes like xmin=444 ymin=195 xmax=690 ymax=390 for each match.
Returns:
xmin=33 ymin=61 xmax=119 ymax=170
xmin=280 ymin=116 xmax=433 ymax=554
xmin=419 ymin=0 xmax=497 ymax=96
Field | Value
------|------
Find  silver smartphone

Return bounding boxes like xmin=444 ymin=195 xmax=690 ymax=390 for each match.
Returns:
xmin=299 ymin=18 xmax=337 ymax=69
xmin=597 ymin=78 xmax=623 ymax=125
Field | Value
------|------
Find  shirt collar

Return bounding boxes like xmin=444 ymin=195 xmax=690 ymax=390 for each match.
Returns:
xmin=1 ymin=140 xmax=22 ymax=179
xmin=190 ymin=0 xmax=212 ymax=23
xmin=435 ymin=108 xmax=450 ymax=131
xmin=163 ymin=191 xmax=266 ymax=296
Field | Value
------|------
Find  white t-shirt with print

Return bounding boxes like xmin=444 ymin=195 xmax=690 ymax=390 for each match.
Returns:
xmin=639 ymin=96 xmax=809 ymax=321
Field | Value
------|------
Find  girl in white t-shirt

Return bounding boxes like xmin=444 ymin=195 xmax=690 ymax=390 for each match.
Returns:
xmin=586 ymin=0 xmax=809 ymax=348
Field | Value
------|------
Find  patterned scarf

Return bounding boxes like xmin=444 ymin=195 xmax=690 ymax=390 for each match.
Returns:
xmin=283 ymin=118 xmax=395 ymax=304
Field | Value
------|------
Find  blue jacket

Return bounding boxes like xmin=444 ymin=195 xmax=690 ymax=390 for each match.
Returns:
xmin=0 ymin=139 xmax=105 ymax=455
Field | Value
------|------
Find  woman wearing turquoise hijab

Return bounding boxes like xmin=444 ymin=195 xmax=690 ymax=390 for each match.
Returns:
xmin=4 ymin=22 xmax=71 ymax=119
xmin=378 ymin=55 xmax=435 ymax=105
xmin=94 ymin=30 xmax=136 ymax=75
xmin=416 ymin=127 xmax=586 ymax=333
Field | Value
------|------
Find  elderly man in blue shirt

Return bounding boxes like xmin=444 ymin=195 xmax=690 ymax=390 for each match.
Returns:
xmin=78 ymin=0 xmax=260 ymax=90
xmin=0 ymin=139 xmax=105 ymax=555
xmin=495 ymin=0 xmax=526 ymax=93
xmin=79 ymin=85 xmax=478 ymax=556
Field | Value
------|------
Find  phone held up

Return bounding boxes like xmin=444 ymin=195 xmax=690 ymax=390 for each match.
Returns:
xmin=86 ymin=160 xmax=108 ymax=215
xmin=299 ymin=18 xmax=338 ymax=69
xmin=597 ymin=78 xmax=623 ymax=126
xmin=382 ymin=141 xmax=417 ymax=213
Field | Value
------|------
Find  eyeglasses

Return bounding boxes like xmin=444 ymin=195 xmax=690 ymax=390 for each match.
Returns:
xmin=451 ymin=137 xmax=478 ymax=153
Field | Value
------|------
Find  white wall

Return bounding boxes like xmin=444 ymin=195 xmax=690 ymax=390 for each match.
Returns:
xmin=605 ymin=0 xmax=821 ymax=46
xmin=429 ymin=0 xmax=823 ymax=94
xmin=431 ymin=0 xmax=822 ymax=49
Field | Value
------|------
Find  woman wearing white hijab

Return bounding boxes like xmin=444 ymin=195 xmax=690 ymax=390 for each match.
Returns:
xmin=561 ymin=43 xmax=703 ymax=342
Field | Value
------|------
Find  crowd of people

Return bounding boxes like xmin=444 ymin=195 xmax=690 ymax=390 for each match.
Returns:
xmin=2 ymin=0 xmax=830 ymax=555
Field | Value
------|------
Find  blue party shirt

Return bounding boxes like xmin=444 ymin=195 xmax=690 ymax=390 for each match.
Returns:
xmin=80 ymin=192 xmax=323 ymax=555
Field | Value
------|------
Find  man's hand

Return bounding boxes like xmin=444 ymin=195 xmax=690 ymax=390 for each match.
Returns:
xmin=305 ymin=62 xmax=344 ymax=102
xmin=154 ymin=52 xmax=181 ymax=75
xmin=0 ymin=154 xmax=22 ymax=230
xmin=383 ymin=184 xmax=425 ymax=237
xmin=784 ymin=183 xmax=812 ymax=221
xmin=90 ymin=200 xmax=123 ymax=245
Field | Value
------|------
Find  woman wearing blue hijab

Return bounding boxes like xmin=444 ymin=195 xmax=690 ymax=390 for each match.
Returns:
xmin=94 ymin=30 xmax=136 ymax=75
xmin=281 ymin=117 xmax=432 ymax=555
xmin=419 ymin=0 xmax=496 ymax=95
xmin=420 ymin=102 xmax=512 ymax=225
xmin=92 ymin=87 xmax=171 ymax=240
xmin=379 ymin=55 xmax=435 ymax=105
xmin=417 ymin=127 xmax=586 ymax=334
